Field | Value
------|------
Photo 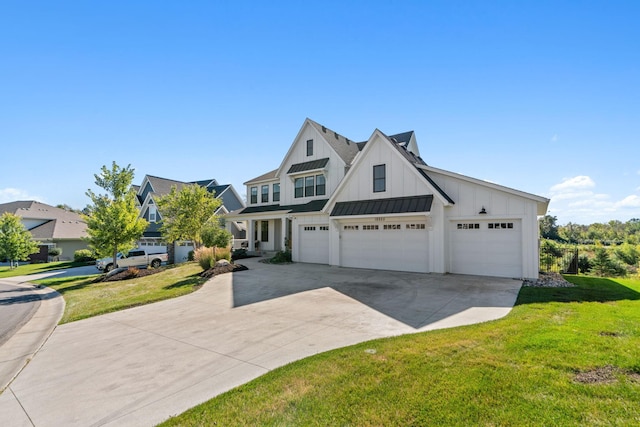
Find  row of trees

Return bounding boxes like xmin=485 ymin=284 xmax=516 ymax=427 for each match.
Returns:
xmin=540 ymin=215 xmax=640 ymax=245
xmin=0 ymin=162 xmax=231 ymax=270
xmin=85 ymin=162 xmax=231 ymax=269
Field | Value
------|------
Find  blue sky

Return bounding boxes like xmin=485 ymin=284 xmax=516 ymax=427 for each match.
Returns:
xmin=1 ymin=1 xmax=638 ymax=225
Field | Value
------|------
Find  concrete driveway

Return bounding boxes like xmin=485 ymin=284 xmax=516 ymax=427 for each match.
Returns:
xmin=0 ymin=257 xmax=523 ymax=426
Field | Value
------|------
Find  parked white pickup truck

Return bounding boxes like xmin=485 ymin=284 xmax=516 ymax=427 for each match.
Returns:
xmin=96 ymin=250 xmax=169 ymax=272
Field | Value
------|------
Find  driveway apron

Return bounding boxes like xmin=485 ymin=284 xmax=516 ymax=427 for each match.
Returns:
xmin=0 ymin=258 xmax=522 ymax=426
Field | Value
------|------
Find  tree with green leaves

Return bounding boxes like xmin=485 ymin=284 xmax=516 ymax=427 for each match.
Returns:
xmin=202 ymin=219 xmax=233 ymax=253
xmin=84 ymin=162 xmax=148 ymax=269
xmin=0 ymin=212 xmax=40 ymax=269
xmin=156 ymin=184 xmax=222 ymax=249
xmin=539 ymin=215 xmax=561 ymax=241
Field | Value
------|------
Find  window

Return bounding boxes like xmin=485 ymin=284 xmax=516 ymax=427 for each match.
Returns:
xmin=384 ymin=224 xmax=401 ymax=230
xmin=373 ymin=164 xmax=386 ymax=192
xmin=457 ymin=223 xmax=480 ymax=230
xmin=305 ymin=176 xmax=315 ymax=197
xmin=261 ymin=221 xmax=269 ymax=242
xmin=316 ymin=175 xmax=326 ymax=196
xmin=406 ymin=223 xmax=426 ymax=230
xmin=363 ymin=224 xmax=379 ymax=230
xmin=319 ymin=226 xmax=329 ymax=231
xmin=148 ymin=206 xmax=156 ymax=223
xmin=294 ymin=178 xmax=304 ymax=198
xmin=489 ymin=222 xmax=514 ymax=230
xmin=304 ymin=226 xmax=316 ymax=231
xmin=273 ymin=183 xmax=280 ymax=202
xmin=261 ymin=185 xmax=269 ymax=203
xmin=250 ymin=186 xmax=258 ymax=204
xmin=306 ymin=139 xmax=313 ymax=156
xmin=344 ymin=225 xmax=359 ymax=230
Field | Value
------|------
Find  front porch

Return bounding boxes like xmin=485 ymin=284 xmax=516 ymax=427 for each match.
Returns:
xmin=246 ymin=217 xmax=292 ymax=254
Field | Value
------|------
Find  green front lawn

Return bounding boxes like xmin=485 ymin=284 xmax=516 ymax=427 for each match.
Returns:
xmin=0 ymin=261 xmax=89 ymax=278
xmin=161 ymin=275 xmax=640 ymax=426
xmin=35 ymin=263 xmax=208 ymax=324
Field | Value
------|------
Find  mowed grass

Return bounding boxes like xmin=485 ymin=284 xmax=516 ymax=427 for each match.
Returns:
xmin=0 ymin=261 xmax=88 ymax=278
xmin=161 ymin=276 xmax=640 ymax=426
xmin=35 ymin=263 xmax=207 ymax=324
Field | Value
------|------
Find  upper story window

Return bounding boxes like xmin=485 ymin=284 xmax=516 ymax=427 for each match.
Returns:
xmin=294 ymin=174 xmax=326 ymax=198
xmin=316 ymin=175 xmax=326 ymax=196
xmin=261 ymin=185 xmax=269 ymax=203
xmin=373 ymin=164 xmax=386 ymax=193
xmin=306 ymin=139 xmax=313 ymax=156
xmin=148 ymin=206 xmax=157 ymax=223
xmin=250 ymin=186 xmax=258 ymax=204
xmin=294 ymin=178 xmax=304 ymax=198
xmin=273 ymin=183 xmax=280 ymax=202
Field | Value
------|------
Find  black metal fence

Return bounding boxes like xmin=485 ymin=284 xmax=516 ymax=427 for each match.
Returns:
xmin=540 ymin=246 xmax=579 ymax=274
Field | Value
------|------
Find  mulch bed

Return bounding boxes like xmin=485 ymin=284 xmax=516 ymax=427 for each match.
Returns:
xmin=93 ymin=266 xmax=167 ymax=282
xmin=200 ymin=263 xmax=248 ymax=279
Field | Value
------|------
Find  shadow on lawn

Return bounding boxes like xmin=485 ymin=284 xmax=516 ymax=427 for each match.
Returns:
xmin=163 ymin=274 xmax=204 ymax=290
xmin=516 ymin=276 xmax=640 ymax=305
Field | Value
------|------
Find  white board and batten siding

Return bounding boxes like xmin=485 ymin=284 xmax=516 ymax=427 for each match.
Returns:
xmin=298 ymin=224 xmax=330 ymax=264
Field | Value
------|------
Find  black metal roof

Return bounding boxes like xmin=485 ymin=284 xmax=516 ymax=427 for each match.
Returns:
xmin=287 ymin=157 xmax=329 ymax=174
xmin=330 ymin=195 xmax=434 ymax=217
xmin=236 ymin=199 xmax=329 ymax=215
xmin=416 ymin=169 xmax=455 ymax=204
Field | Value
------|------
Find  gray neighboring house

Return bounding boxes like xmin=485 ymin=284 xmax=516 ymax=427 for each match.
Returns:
xmin=134 ymin=175 xmax=246 ymax=263
xmin=0 ymin=200 xmax=89 ymax=261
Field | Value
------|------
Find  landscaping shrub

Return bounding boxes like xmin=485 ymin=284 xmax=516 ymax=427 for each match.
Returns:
xmin=194 ymin=247 xmax=215 ymax=270
xmin=74 ymin=249 xmax=96 ymax=263
xmin=577 ymin=254 xmax=591 ymax=274
xmin=590 ymin=247 xmax=627 ymax=277
xmin=48 ymin=247 xmax=63 ymax=261
xmin=124 ymin=267 xmax=140 ymax=279
xmin=215 ymin=246 xmax=231 ymax=262
xmin=232 ymin=248 xmax=248 ymax=260
xmin=270 ymin=250 xmax=292 ymax=264
xmin=187 ymin=250 xmax=195 ymax=261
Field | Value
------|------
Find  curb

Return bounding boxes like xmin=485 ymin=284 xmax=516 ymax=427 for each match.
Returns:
xmin=0 ymin=283 xmax=65 ymax=393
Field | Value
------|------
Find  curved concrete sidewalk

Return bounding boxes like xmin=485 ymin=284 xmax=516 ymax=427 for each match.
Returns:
xmin=0 ymin=282 xmax=64 ymax=393
xmin=0 ymin=258 xmax=522 ymax=427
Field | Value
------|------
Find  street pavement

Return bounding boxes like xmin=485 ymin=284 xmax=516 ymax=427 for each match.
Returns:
xmin=0 ymin=258 xmax=522 ymax=426
xmin=0 ymin=282 xmax=41 ymax=348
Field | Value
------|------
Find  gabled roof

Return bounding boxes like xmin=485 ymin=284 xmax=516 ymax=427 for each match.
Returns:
xmin=144 ymin=175 xmax=191 ymax=196
xmin=245 ymin=169 xmax=278 ymax=185
xmin=209 ymin=184 xmax=230 ymax=196
xmin=0 ymin=201 xmax=87 ymax=240
xmin=306 ymin=119 xmax=361 ymax=166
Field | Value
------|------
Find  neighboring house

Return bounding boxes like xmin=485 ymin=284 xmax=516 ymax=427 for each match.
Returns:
xmin=226 ymin=118 xmax=549 ymax=279
xmin=0 ymin=201 xmax=89 ymax=261
xmin=133 ymin=175 xmax=246 ymax=263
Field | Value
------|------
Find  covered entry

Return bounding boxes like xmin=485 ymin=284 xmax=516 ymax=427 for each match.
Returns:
xmin=449 ymin=220 xmax=522 ymax=278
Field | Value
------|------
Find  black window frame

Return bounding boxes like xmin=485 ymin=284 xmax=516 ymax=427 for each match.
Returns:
xmin=315 ymin=174 xmax=326 ymax=196
xmin=273 ymin=183 xmax=280 ymax=202
xmin=261 ymin=220 xmax=269 ymax=242
xmin=250 ymin=186 xmax=258 ymax=204
xmin=294 ymin=178 xmax=304 ymax=198
xmin=373 ymin=164 xmax=386 ymax=193
xmin=306 ymin=139 xmax=313 ymax=156
xmin=305 ymin=176 xmax=315 ymax=197
xmin=261 ymin=185 xmax=269 ymax=203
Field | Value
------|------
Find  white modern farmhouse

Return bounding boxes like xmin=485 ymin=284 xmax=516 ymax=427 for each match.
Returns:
xmin=226 ymin=118 xmax=549 ymax=279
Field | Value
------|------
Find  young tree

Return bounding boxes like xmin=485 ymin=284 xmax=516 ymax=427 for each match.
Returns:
xmin=84 ymin=162 xmax=148 ymax=269
xmin=539 ymin=215 xmax=561 ymax=241
xmin=0 ymin=212 xmax=40 ymax=269
xmin=201 ymin=219 xmax=233 ymax=256
xmin=156 ymin=184 xmax=222 ymax=249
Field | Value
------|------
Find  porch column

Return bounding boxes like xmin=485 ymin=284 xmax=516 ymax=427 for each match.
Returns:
xmin=281 ymin=219 xmax=288 ymax=252
xmin=247 ymin=220 xmax=255 ymax=253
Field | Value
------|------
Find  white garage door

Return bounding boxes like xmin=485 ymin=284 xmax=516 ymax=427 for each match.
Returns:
xmin=340 ymin=220 xmax=429 ymax=273
xmin=298 ymin=225 xmax=330 ymax=264
xmin=175 ymin=241 xmax=195 ymax=264
xmin=450 ymin=220 xmax=522 ymax=278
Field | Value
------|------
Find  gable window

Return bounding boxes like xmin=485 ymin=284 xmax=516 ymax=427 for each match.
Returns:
xmin=316 ymin=175 xmax=326 ymax=196
xmin=273 ymin=183 xmax=280 ymax=202
xmin=373 ymin=164 xmax=386 ymax=192
xmin=306 ymin=139 xmax=313 ymax=156
xmin=148 ymin=206 xmax=157 ymax=223
xmin=305 ymin=176 xmax=315 ymax=197
xmin=294 ymin=178 xmax=304 ymax=198
xmin=250 ymin=186 xmax=258 ymax=204
xmin=261 ymin=185 xmax=269 ymax=203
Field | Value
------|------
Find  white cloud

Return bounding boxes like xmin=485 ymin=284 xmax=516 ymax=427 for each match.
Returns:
xmin=549 ymin=176 xmax=595 ymax=193
xmin=0 ymin=188 xmax=45 ymax=204
xmin=614 ymin=195 xmax=640 ymax=208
